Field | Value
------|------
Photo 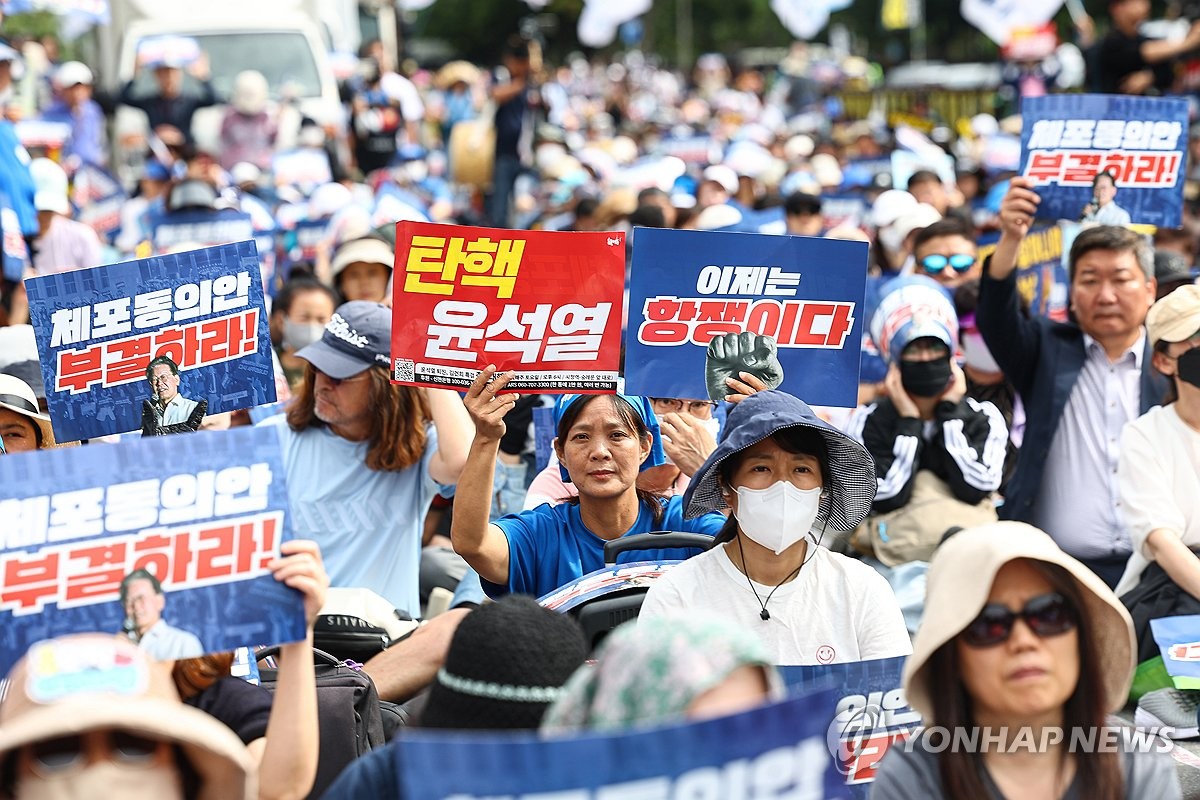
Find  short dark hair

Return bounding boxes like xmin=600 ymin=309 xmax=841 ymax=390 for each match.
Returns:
xmin=574 ymin=196 xmax=600 ymax=219
xmin=145 ymin=355 xmax=179 ymax=382
xmin=1067 ymin=225 xmax=1154 ymax=283
xmin=638 ymin=187 xmax=669 ymax=204
xmin=784 ymin=192 xmax=822 ymax=217
xmin=912 ymin=216 xmax=974 ymax=254
xmin=274 ymin=277 xmax=340 ymax=317
xmin=120 ymin=568 xmax=163 ymax=603
xmin=629 ymin=203 xmax=666 ymax=228
xmin=1092 ymin=169 xmax=1116 ymax=188
xmin=907 ymin=169 xmax=941 ymax=190
xmin=503 ymin=36 xmax=530 ymax=61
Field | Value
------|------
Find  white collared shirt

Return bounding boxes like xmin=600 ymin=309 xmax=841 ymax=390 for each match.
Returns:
xmin=1032 ymin=331 xmax=1145 ymax=559
xmin=161 ymin=393 xmax=200 ymax=426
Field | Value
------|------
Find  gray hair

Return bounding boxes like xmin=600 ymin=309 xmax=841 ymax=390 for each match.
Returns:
xmin=145 ymin=355 xmax=180 ymax=382
xmin=1068 ymin=225 xmax=1154 ymax=283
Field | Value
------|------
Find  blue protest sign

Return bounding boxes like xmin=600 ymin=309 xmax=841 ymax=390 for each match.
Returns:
xmin=1152 ymin=615 xmax=1200 ymax=690
xmin=976 ymin=224 xmax=1069 ymax=320
xmin=1020 ymin=94 xmax=1188 ymax=228
xmin=533 ymin=405 xmax=555 ymax=473
xmin=150 ymin=207 xmax=255 ymax=254
xmin=71 ymin=161 xmax=127 ymax=244
xmin=781 ymin=655 xmax=917 ymax=794
xmin=625 ymin=227 xmax=867 ymax=408
xmin=396 ymin=686 xmax=847 ymax=800
xmin=26 ymin=240 xmax=276 ymax=442
xmin=0 ymin=425 xmax=307 ymax=675
xmin=819 ymin=193 xmax=868 ymax=230
xmin=0 ymin=189 xmax=30 ymax=282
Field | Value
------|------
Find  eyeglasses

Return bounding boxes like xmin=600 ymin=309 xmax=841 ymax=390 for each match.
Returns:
xmin=920 ymin=253 xmax=976 ymax=275
xmin=961 ymin=592 xmax=1077 ymax=648
xmin=650 ymin=398 xmax=717 ymax=417
xmin=315 ymin=369 xmax=372 ymax=388
xmin=23 ymin=731 xmax=163 ymax=777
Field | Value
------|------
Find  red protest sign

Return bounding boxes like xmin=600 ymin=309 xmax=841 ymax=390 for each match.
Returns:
xmin=390 ymin=222 xmax=625 ymax=393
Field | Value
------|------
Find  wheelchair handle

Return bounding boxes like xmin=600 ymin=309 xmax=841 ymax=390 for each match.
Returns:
xmin=603 ymin=530 xmax=713 ymax=564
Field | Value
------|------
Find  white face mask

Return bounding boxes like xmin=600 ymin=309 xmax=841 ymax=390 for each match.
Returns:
xmin=282 ymin=319 xmax=326 ymax=352
xmin=17 ymin=759 xmax=185 ymax=800
xmin=735 ymin=481 xmax=822 ymax=555
xmin=702 ymin=416 xmax=721 ymax=441
xmin=961 ymin=331 xmax=1001 ymax=375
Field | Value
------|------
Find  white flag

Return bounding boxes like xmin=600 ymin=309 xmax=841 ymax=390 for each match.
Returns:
xmin=577 ymin=0 xmax=651 ymax=48
xmin=770 ymin=0 xmax=853 ymax=40
xmin=960 ymin=0 xmax=1065 ymax=45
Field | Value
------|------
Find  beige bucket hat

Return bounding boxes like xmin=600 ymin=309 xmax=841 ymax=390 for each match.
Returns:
xmin=0 ymin=373 xmax=56 ymax=448
xmin=0 ymin=634 xmax=256 ymax=800
xmin=903 ymin=521 xmax=1136 ymax=720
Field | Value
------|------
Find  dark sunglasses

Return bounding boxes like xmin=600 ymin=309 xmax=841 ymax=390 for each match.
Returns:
xmin=961 ymin=592 xmax=1077 ymax=648
xmin=25 ymin=731 xmax=161 ymax=775
xmin=315 ymin=368 xmax=371 ymax=388
xmin=920 ymin=253 xmax=976 ymax=274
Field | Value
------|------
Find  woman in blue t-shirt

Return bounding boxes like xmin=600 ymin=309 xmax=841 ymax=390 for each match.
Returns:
xmin=451 ymin=366 xmax=725 ymax=599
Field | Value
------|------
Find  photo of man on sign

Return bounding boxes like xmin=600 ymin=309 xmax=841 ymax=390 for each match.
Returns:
xmin=118 ymin=567 xmax=204 ymax=660
xmin=141 ymin=355 xmax=207 ymax=436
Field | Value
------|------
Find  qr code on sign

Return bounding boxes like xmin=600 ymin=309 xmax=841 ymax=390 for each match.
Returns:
xmin=394 ymin=358 xmax=415 ymax=382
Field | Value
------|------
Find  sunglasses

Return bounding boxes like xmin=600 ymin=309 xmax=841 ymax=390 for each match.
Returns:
xmin=315 ymin=368 xmax=372 ymax=388
xmin=23 ymin=731 xmax=163 ymax=776
xmin=961 ymin=592 xmax=1077 ymax=648
xmin=920 ymin=253 xmax=976 ymax=274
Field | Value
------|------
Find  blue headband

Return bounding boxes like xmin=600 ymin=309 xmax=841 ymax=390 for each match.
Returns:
xmin=553 ymin=394 xmax=667 ymax=482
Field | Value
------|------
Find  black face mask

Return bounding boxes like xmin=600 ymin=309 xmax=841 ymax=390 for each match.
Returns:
xmin=900 ymin=358 xmax=952 ymax=398
xmin=1178 ymin=348 xmax=1200 ymax=390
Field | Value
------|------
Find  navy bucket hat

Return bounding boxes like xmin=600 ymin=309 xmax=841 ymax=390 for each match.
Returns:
xmin=682 ymin=390 xmax=877 ymax=530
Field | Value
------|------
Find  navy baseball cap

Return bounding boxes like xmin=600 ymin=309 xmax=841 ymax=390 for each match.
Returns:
xmin=295 ymin=301 xmax=392 ymax=379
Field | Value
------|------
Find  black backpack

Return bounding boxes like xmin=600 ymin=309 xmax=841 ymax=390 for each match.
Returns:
xmin=257 ymin=646 xmax=388 ymax=799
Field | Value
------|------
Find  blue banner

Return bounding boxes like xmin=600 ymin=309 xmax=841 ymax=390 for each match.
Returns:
xmin=624 ymin=227 xmax=867 ymax=408
xmin=533 ymin=405 xmax=555 ymax=473
xmin=0 ymin=425 xmax=306 ymax=675
xmin=395 ymin=686 xmax=848 ymax=800
xmin=1 ymin=189 xmax=30 ymax=282
xmin=71 ymin=161 xmax=127 ymax=244
xmin=150 ymin=207 xmax=255 ymax=254
xmin=1019 ymin=94 xmax=1188 ymax=228
xmin=26 ymin=241 xmax=276 ymax=442
xmin=1152 ymin=615 xmax=1200 ymax=689
xmin=781 ymin=655 xmax=917 ymax=795
xmin=976 ymin=224 xmax=1069 ymax=321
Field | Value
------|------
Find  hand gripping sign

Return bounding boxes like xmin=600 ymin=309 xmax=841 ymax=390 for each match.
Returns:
xmin=391 ymin=222 xmax=626 ymax=393
xmin=624 ymin=227 xmax=868 ymax=408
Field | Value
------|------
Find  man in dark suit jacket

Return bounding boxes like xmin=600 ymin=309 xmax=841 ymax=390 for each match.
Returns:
xmin=976 ymin=177 xmax=1168 ymax=588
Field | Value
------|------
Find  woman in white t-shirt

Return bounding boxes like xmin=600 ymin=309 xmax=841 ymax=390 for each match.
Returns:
xmin=639 ymin=390 xmax=912 ymax=665
xmin=1114 ymin=286 xmax=1200 ymax=658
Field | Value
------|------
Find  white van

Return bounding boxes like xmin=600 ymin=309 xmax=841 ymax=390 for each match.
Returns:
xmin=92 ymin=0 xmax=345 ymax=176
